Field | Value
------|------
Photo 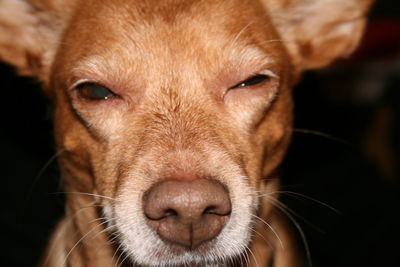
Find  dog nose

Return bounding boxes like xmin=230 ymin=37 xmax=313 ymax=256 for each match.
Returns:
xmin=143 ymin=178 xmax=231 ymax=249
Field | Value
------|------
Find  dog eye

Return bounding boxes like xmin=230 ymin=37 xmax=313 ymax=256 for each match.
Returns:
xmin=231 ymin=74 xmax=270 ymax=89
xmin=76 ymin=83 xmax=117 ymax=100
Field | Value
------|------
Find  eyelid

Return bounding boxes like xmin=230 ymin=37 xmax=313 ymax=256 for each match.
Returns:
xmin=259 ymin=69 xmax=278 ymax=79
xmin=69 ymin=78 xmax=101 ymax=91
xmin=230 ymin=69 xmax=279 ymax=89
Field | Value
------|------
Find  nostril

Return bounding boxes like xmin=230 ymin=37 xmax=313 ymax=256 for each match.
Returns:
xmin=203 ymin=205 xmax=217 ymax=215
xmin=164 ymin=208 xmax=178 ymax=217
xmin=203 ymin=205 xmax=231 ymax=216
xmin=145 ymin=208 xmax=178 ymax=220
xmin=143 ymin=178 xmax=231 ymax=249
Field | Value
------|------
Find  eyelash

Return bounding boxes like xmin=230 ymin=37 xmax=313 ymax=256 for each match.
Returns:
xmin=230 ymin=74 xmax=270 ymax=89
xmin=73 ymin=74 xmax=271 ymax=102
xmin=75 ymin=82 xmax=118 ymax=101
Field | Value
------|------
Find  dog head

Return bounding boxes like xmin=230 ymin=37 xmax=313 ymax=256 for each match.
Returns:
xmin=0 ymin=0 xmax=372 ymax=265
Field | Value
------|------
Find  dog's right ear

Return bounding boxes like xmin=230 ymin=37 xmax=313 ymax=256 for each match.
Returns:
xmin=0 ymin=0 xmax=70 ymax=79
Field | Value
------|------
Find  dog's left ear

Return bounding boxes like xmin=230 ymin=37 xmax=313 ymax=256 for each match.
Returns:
xmin=264 ymin=0 xmax=374 ymax=71
xmin=0 ymin=0 xmax=70 ymax=79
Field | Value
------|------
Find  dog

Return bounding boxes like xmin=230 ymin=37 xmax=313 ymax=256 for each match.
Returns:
xmin=0 ymin=0 xmax=373 ymax=266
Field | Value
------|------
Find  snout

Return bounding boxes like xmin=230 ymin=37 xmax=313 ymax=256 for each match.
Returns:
xmin=143 ymin=178 xmax=231 ymax=249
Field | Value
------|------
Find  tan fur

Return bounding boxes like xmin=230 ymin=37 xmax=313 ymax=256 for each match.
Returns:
xmin=0 ymin=0 xmax=373 ymax=266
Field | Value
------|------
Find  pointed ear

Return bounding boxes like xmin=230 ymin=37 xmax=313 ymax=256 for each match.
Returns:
xmin=0 ymin=0 xmax=69 ymax=79
xmin=264 ymin=0 xmax=374 ymax=71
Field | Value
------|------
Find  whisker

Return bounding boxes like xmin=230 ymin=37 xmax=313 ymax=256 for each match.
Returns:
xmin=116 ymin=241 xmax=131 ymax=267
xmin=249 ymin=213 xmax=284 ymax=249
xmin=230 ymin=21 xmax=254 ymax=47
xmin=250 ymin=228 xmax=275 ymax=251
xmin=62 ymin=219 xmax=111 ymax=266
xmin=66 ymin=202 xmax=104 ymax=226
xmin=40 ymin=218 xmax=69 ymax=267
xmin=266 ymin=197 xmax=313 ymax=267
xmin=90 ymin=224 xmax=126 ymax=260
xmin=258 ymin=39 xmax=285 ymax=45
xmin=234 ymin=241 xmax=249 ymax=267
xmin=26 ymin=149 xmax=65 ymax=201
xmin=89 ymin=218 xmax=115 ymax=238
xmin=51 ymin=191 xmax=118 ymax=202
xmin=293 ymin=128 xmax=351 ymax=146
xmin=107 ymin=232 xmax=122 ymax=246
xmin=270 ymin=197 xmax=325 ymax=234
xmin=240 ymin=245 xmax=250 ymax=267
xmin=86 ymin=220 xmax=120 ymax=254
xmin=112 ymin=239 xmax=126 ymax=267
xmin=117 ymin=251 xmax=131 ymax=267
xmin=260 ymin=190 xmax=340 ymax=214
xmin=86 ymin=213 xmax=112 ymax=224
xmin=245 ymin=244 xmax=259 ymax=267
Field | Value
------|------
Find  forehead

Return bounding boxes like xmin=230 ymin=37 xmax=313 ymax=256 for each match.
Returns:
xmin=60 ymin=0 xmax=284 ymax=85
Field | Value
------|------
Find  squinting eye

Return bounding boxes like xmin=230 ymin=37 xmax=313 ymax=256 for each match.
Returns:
xmin=231 ymin=74 xmax=270 ymax=89
xmin=76 ymin=83 xmax=117 ymax=100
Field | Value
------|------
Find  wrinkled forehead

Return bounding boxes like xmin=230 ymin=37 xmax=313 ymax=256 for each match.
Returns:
xmin=58 ymin=0 xmax=284 ymax=86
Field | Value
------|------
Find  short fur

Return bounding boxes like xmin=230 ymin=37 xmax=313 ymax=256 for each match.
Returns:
xmin=0 ymin=0 xmax=373 ymax=266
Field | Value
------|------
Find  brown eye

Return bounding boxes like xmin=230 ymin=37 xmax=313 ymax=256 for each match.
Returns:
xmin=76 ymin=82 xmax=117 ymax=100
xmin=231 ymin=74 xmax=270 ymax=89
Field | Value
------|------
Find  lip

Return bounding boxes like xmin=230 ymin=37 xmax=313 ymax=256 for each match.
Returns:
xmin=161 ymin=237 xmax=217 ymax=255
xmin=145 ymin=239 xmax=225 ymax=266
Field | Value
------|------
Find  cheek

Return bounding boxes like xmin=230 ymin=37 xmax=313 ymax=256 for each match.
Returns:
xmin=72 ymin=101 xmax=129 ymax=140
xmin=91 ymin=111 xmax=125 ymax=138
xmin=225 ymin=97 xmax=268 ymax=131
xmin=224 ymin=87 xmax=278 ymax=130
xmin=53 ymin=103 xmax=132 ymax=193
xmin=255 ymin=91 xmax=293 ymax=176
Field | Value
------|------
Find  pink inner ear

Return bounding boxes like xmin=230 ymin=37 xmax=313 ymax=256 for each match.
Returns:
xmin=0 ymin=0 xmax=37 ymax=69
xmin=0 ymin=0 xmax=63 ymax=78
xmin=264 ymin=0 xmax=373 ymax=71
xmin=304 ymin=18 xmax=366 ymax=70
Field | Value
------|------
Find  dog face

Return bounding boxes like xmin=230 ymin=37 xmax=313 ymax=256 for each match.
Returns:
xmin=52 ymin=1 xmax=292 ymax=264
xmin=0 ymin=0 xmax=373 ymax=266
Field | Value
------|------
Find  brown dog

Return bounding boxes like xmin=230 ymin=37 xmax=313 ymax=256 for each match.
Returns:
xmin=0 ymin=0 xmax=373 ymax=266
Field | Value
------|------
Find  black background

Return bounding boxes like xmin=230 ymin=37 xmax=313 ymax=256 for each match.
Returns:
xmin=1 ymin=1 xmax=399 ymax=266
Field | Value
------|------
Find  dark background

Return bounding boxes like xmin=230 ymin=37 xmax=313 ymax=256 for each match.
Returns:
xmin=1 ymin=1 xmax=399 ymax=266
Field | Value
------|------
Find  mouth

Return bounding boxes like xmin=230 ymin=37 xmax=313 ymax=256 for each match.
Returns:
xmin=111 ymin=215 xmax=247 ymax=266
xmin=109 ymin=228 xmax=244 ymax=267
xmin=110 ymin=180 xmax=256 ymax=266
xmin=107 ymin=153 xmax=258 ymax=267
